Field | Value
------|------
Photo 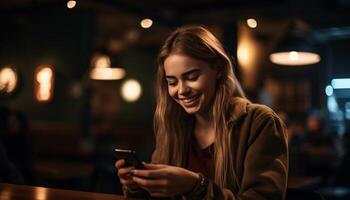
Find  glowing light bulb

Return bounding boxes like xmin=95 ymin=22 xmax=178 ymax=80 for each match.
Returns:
xmin=140 ymin=18 xmax=153 ymax=29
xmin=121 ymin=79 xmax=142 ymax=102
xmin=289 ymin=51 xmax=299 ymax=60
xmin=67 ymin=0 xmax=76 ymax=9
xmin=247 ymin=18 xmax=257 ymax=28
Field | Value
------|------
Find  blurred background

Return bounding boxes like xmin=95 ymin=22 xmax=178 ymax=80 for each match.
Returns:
xmin=0 ymin=0 xmax=350 ymax=199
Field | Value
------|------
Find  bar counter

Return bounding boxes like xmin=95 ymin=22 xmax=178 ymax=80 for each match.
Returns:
xmin=0 ymin=183 xmax=139 ymax=200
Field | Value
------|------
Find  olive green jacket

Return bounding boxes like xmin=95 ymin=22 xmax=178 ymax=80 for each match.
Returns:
xmin=199 ymin=97 xmax=289 ymax=200
xmin=126 ymin=97 xmax=288 ymax=200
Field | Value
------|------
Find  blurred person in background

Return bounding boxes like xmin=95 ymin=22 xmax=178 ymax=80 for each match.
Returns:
xmin=277 ymin=111 xmax=307 ymax=177
xmin=0 ymin=142 xmax=24 ymax=184
xmin=299 ymin=112 xmax=339 ymax=185
xmin=115 ymin=25 xmax=288 ymax=200
xmin=0 ymin=106 xmax=36 ymax=184
xmin=332 ymin=129 xmax=350 ymax=186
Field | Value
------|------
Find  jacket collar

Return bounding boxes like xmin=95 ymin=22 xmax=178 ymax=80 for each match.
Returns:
xmin=228 ymin=97 xmax=250 ymax=124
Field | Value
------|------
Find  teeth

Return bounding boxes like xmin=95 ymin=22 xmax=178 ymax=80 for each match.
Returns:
xmin=183 ymin=95 xmax=198 ymax=103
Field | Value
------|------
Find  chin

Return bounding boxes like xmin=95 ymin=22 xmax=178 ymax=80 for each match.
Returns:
xmin=182 ymin=105 xmax=201 ymax=114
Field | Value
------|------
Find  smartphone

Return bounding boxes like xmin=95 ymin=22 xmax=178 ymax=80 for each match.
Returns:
xmin=114 ymin=148 xmax=145 ymax=169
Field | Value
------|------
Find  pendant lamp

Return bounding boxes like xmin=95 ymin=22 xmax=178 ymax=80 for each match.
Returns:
xmin=270 ymin=24 xmax=321 ymax=66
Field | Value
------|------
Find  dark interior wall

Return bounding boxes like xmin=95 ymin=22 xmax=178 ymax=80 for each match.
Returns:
xmin=326 ymin=38 xmax=350 ymax=79
xmin=117 ymin=47 xmax=157 ymax=128
xmin=0 ymin=7 xmax=94 ymax=123
xmin=0 ymin=6 xmax=157 ymax=129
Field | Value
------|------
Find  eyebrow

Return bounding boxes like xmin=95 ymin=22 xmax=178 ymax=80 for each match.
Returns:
xmin=166 ymin=68 xmax=200 ymax=79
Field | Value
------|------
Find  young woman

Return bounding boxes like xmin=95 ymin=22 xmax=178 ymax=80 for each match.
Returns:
xmin=115 ymin=25 xmax=288 ymax=200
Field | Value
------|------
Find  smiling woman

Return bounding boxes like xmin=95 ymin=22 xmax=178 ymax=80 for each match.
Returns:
xmin=115 ymin=25 xmax=288 ymax=200
xmin=164 ymin=54 xmax=218 ymax=115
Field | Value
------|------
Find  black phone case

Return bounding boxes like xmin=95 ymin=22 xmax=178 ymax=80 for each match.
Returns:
xmin=114 ymin=149 xmax=145 ymax=169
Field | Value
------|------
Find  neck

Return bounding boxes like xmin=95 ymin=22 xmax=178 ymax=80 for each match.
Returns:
xmin=194 ymin=113 xmax=215 ymax=149
xmin=195 ymin=112 xmax=210 ymax=127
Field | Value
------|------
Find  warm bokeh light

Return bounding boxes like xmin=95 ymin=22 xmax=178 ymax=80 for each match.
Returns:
xmin=289 ymin=51 xmax=299 ymax=60
xmin=247 ymin=18 xmax=257 ymax=28
xmin=237 ymin=24 xmax=260 ymax=90
xmin=35 ymin=187 xmax=48 ymax=200
xmin=140 ymin=18 xmax=153 ymax=29
xmin=90 ymin=67 xmax=126 ymax=80
xmin=269 ymin=51 xmax=321 ymax=66
xmin=35 ymin=66 xmax=54 ymax=102
xmin=0 ymin=189 xmax=11 ymax=200
xmin=0 ymin=67 xmax=17 ymax=93
xmin=237 ymin=36 xmax=256 ymax=69
xmin=121 ymin=79 xmax=142 ymax=102
xmin=36 ymin=68 xmax=53 ymax=83
xmin=92 ymin=54 xmax=111 ymax=68
xmin=67 ymin=0 xmax=76 ymax=9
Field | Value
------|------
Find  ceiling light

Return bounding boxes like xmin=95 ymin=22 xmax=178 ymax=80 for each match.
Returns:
xmin=247 ymin=18 xmax=257 ymax=28
xmin=91 ymin=54 xmax=111 ymax=68
xmin=121 ymin=79 xmax=142 ymax=102
xmin=270 ymin=29 xmax=321 ymax=66
xmin=90 ymin=67 xmax=126 ymax=80
xmin=0 ymin=67 xmax=17 ymax=93
xmin=140 ymin=18 xmax=153 ymax=29
xmin=35 ymin=66 xmax=54 ymax=102
xmin=331 ymin=78 xmax=350 ymax=89
xmin=67 ymin=0 xmax=76 ymax=9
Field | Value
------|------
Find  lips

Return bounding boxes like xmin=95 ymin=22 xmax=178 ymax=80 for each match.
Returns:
xmin=179 ymin=93 xmax=201 ymax=107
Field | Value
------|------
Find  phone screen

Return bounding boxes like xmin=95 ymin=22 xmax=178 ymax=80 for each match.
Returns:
xmin=114 ymin=149 xmax=145 ymax=169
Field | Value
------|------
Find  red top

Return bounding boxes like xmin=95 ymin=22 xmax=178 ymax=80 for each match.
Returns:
xmin=187 ymin=141 xmax=215 ymax=180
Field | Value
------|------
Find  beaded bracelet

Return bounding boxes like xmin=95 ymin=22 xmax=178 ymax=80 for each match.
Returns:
xmin=122 ymin=185 xmax=150 ymax=198
xmin=184 ymin=173 xmax=209 ymax=200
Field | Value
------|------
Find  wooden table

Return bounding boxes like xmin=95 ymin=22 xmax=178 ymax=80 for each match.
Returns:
xmin=0 ymin=183 xmax=139 ymax=200
xmin=34 ymin=161 xmax=95 ymax=181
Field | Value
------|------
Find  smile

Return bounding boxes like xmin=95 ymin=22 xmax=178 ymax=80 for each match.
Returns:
xmin=180 ymin=94 xmax=201 ymax=105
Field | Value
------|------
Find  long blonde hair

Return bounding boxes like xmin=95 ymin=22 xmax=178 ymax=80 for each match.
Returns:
xmin=153 ymin=25 xmax=245 ymax=188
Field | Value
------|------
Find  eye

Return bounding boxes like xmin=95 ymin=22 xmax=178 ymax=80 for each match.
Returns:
xmin=167 ymin=79 xmax=177 ymax=86
xmin=187 ymin=73 xmax=199 ymax=81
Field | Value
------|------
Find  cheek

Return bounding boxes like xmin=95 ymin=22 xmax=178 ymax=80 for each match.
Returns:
xmin=168 ymin=87 xmax=177 ymax=99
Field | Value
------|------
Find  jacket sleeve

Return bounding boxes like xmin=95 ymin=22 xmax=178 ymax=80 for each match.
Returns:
xmin=205 ymin=110 xmax=289 ymax=200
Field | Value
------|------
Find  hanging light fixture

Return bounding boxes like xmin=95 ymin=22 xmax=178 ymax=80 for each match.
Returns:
xmin=270 ymin=22 xmax=321 ymax=66
xmin=89 ymin=53 xmax=126 ymax=80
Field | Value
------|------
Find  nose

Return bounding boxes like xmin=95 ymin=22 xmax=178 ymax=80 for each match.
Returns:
xmin=178 ymin=81 xmax=190 ymax=96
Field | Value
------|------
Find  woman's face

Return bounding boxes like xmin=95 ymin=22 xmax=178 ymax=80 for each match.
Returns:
xmin=164 ymin=53 xmax=218 ymax=115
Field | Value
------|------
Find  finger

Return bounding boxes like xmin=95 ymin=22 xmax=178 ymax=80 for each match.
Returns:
xmin=115 ymin=159 xmax=125 ymax=169
xmin=143 ymin=163 xmax=167 ymax=169
xmin=118 ymin=167 xmax=134 ymax=178
xmin=131 ymin=169 xmax=163 ymax=179
xmin=132 ymin=176 xmax=167 ymax=189
xmin=119 ymin=178 xmax=134 ymax=186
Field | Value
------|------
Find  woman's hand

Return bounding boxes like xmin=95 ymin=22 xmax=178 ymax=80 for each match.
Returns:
xmin=131 ymin=163 xmax=199 ymax=197
xmin=115 ymin=159 xmax=137 ymax=188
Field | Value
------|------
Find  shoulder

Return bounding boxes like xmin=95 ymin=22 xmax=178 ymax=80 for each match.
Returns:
xmin=246 ymin=102 xmax=280 ymax=122
xmin=229 ymin=97 xmax=286 ymax=140
xmin=229 ymin=97 xmax=280 ymax=124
